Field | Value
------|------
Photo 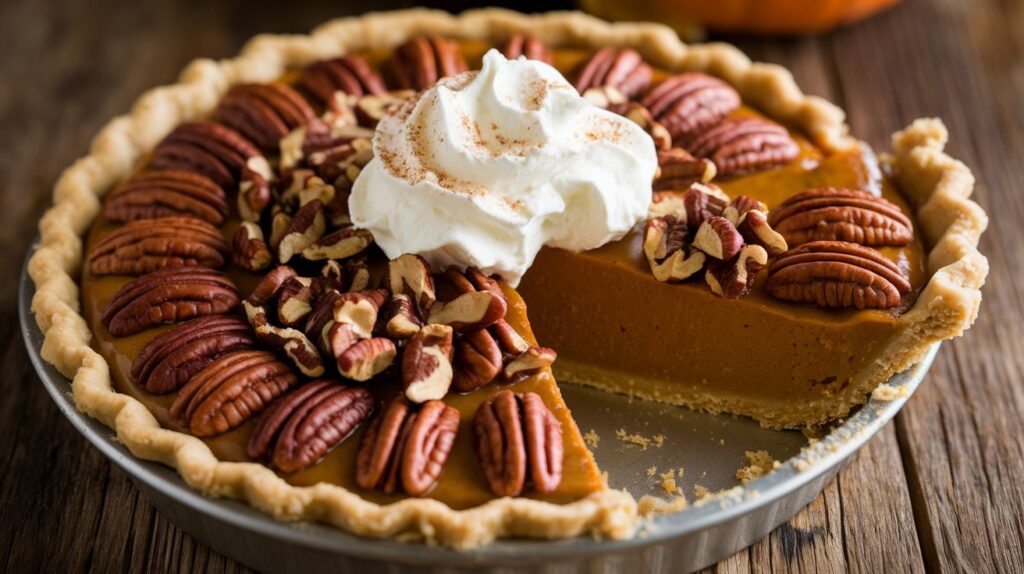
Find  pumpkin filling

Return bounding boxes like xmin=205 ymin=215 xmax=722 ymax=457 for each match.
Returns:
xmin=78 ymin=38 xmax=927 ymax=510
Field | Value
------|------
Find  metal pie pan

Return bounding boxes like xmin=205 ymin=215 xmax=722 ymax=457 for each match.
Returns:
xmin=19 ymin=248 xmax=937 ymax=573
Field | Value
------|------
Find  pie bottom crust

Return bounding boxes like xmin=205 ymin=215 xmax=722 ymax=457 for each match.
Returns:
xmin=27 ymin=8 xmax=987 ymax=548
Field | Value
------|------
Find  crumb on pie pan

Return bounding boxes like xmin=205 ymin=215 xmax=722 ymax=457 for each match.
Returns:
xmin=20 ymin=255 xmax=938 ymax=573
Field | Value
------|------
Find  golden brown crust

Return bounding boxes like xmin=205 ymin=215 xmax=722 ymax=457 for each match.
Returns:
xmin=27 ymin=8 xmax=986 ymax=547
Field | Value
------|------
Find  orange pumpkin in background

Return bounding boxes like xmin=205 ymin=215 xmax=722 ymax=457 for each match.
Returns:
xmin=578 ymin=0 xmax=902 ymax=35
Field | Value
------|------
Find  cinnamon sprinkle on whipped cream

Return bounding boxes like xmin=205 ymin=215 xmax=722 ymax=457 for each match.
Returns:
xmin=350 ymin=50 xmax=657 ymax=285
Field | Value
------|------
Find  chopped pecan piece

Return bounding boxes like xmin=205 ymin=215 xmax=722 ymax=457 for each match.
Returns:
xmin=89 ymin=216 xmax=229 ymax=275
xmin=268 ymin=209 xmax=292 ymax=251
xmin=498 ymin=34 xmax=553 ymax=64
xmin=299 ymin=56 xmax=387 ymax=103
xmin=336 ymin=337 xmax=396 ymax=382
xmin=101 ymin=266 xmax=239 ymax=336
xmin=643 ymin=215 xmax=706 ymax=283
xmin=655 ymin=147 xmax=717 ymax=190
xmin=472 ymin=390 xmax=563 ymax=497
xmin=723 ymin=195 xmax=768 ymax=225
xmin=355 ymin=397 xmax=459 ymax=496
xmin=581 ymin=85 xmax=628 ymax=109
xmin=388 ymin=36 xmax=468 ymax=91
xmin=277 ymin=199 xmax=326 ymax=263
xmin=237 ymin=165 xmax=273 ymax=222
xmin=682 ymin=183 xmax=730 ymax=228
xmin=381 ymin=293 xmax=423 ymax=339
xmin=301 ymin=227 xmax=374 ymax=261
xmin=768 ymin=188 xmax=914 ymax=247
xmin=232 ymin=221 xmax=273 ymax=272
xmin=150 ymin=122 xmax=261 ymax=189
xmin=386 ymin=254 xmax=437 ymax=314
xmin=276 ymin=277 xmax=315 ymax=328
xmin=612 ymin=102 xmax=673 ymax=151
xmin=353 ymin=91 xmax=416 ymax=128
xmin=131 ymin=316 xmax=256 ymax=394
xmin=103 ymin=170 xmax=228 ymax=225
xmin=428 ymin=291 xmax=506 ymax=333
xmin=765 ymin=241 xmax=911 ymax=309
xmin=246 ymin=265 xmax=298 ymax=306
xmin=247 ymin=380 xmax=373 ymax=473
xmin=502 ymin=346 xmax=557 ymax=385
xmin=403 ymin=324 xmax=455 ymax=403
xmin=641 ymin=73 xmax=741 ymax=144
xmin=169 ymin=350 xmax=298 ymax=437
xmin=243 ymin=301 xmax=325 ymax=378
xmin=693 ymin=216 xmax=744 ymax=260
xmin=452 ymin=329 xmax=503 ymax=393
xmin=573 ymin=47 xmax=652 ymax=99
xmin=736 ymin=209 xmax=788 ymax=256
xmin=215 ymin=83 xmax=315 ymax=151
xmin=686 ymin=117 xmax=799 ymax=176
xmin=705 ymin=244 xmax=769 ymax=299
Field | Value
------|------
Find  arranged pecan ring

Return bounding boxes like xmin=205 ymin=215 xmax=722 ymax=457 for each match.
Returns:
xmin=299 ymin=55 xmax=387 ymax=102
xmin=88 ymin=216 xmax=230 ymax=276
xmin=472 ymin=390 xmax=563 ymax=497
xmin=102 ymin=170 xmax=228 ymax=225
xmin=765 ymin=240 xmax=912 ymax=309
xmin=131 ymin=315 xmax=256 ymax=394
xmin=100 ymin=266 xmax=240 ymax=336
xmin=355 ymin=397 xmax=459 ymax=496
xmin=247 ymin=380 xmax=374 ymax=473
xmin=169 ymin=350 xmax=299 ymax=437
xmin=768 ymin=187 xmax=914 ymax=247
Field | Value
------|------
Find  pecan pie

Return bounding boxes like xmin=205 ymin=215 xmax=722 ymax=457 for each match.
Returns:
xmin=29 ymin=9 xmax=987 ymax=550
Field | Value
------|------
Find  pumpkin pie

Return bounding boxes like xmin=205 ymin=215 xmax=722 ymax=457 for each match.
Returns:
xmin=28 ymin=9 xmax=987 ymax=549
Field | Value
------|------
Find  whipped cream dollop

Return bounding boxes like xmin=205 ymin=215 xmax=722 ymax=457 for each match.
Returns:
xmin=350 ymin=50 xmax=657 ymax=285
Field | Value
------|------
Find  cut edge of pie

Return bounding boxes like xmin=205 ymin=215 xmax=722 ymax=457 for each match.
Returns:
xmin=27 ymin=8 xmax=988 ymax=549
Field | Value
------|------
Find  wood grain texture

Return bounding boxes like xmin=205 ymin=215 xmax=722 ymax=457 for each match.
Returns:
xmin=1 ymin=0 xmax=1020 ymax=572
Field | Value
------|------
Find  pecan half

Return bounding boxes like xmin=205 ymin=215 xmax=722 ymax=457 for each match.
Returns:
xmin=641 ymin=73 xmax=741 ymax=144
xmin=705 ymin=244 xmax=769 ymax=299
xmin=88 ymin=216 xmax=229 ymax=275
xmin=573 ymin=48 xmax=652 ymax=99
xmin=768 ymin=188 xmax=914 ymax=247
xmin=131 ymin=315 xmax=256 ymax=394
xmin=472 ymin=390 xmax=563 ymax=497
xmin=101 ymin=266 xmax=239 ymax=336
xmin=686 ymin=117 xmax=800 ymax=176
xmin=403 ymin=324 xmax=454 ymax=403
xmin=103 ymin=170 xmax=228 ymax=225
xmin=498 ymin=34 xmax=553 ymax=64
xmin=301 ymin=227 xmax=374 ymax=261
xmin=388 ymin=36 xmax=468 ymax=91
xmin=452 ymin=329 xmax=503 ymax=393
xmin=655 ymin=147 xmax=717 ymax=191
xmin=299 ymin=56 xmax=387 ymax=103
xmin=232 ymin=221 xmax=273 ymax=272
xmin=150 ymin=122 xmax=261 ymax=189
xmin=215 ymin=83 xmax=315 ymax=151
xmin=169 ymin=350 xmax=298 ymax=437
xmin=355 ymin=397 xmax=459 ymax=496
xmin=765 ymin=241 xmax=912 ymax=309
xmin=247 ymin=380 xmax=373 ymax=473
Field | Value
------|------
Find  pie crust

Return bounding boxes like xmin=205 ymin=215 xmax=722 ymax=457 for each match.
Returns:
xmin=28 ymin=8 xmax=988 ymax=548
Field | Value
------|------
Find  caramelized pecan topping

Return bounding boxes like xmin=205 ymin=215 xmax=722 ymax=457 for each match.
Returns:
xmin=765 ymin=241 xmax=911 ymax=309
xmin=101 ymin=266 xmax=239 ymax=336
xmin=472 ymin=390 xmax=563 ymax=497
xmin=686 ymin=117 xmax=799 ymax=176
xmin=103 ymin=170 xmax=228 ymax=225
xmin=388 ymin=36 xmax=468 ymax=91
xmin=150 ymin=122 xmax=263 ymax=189
xmin=573 ymin=47 xmax=652 ymax=99
xmin=299 ymin=56 xmax=387 ymax=103
xmin=131 ymin=316 xmax=256 ymax=394
xmin=215 ymin=83 xmax=315 ymax=151
xmin=641 ymin=73 xmax=741 ymax=144
xmin=248 ymin=380 xmax=373 ymax=473
xmin=498 ymin=34 xmax=553 ymax=64
xmin=768 ymin=188 xmax=914 ymax=247
xmin=88 ymin=216 xmax=229 ymax=275
xmin=169 ymin=350 xmax=298 ymax=437
xmin=243 ymin=300 xmax=325 ymax=378
xmin=356 ymin=397 xmax=459 ymax=496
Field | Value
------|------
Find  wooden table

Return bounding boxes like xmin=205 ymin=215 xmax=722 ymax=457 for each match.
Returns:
xmin=2 ymin=0 xmax=1021 ymax=571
